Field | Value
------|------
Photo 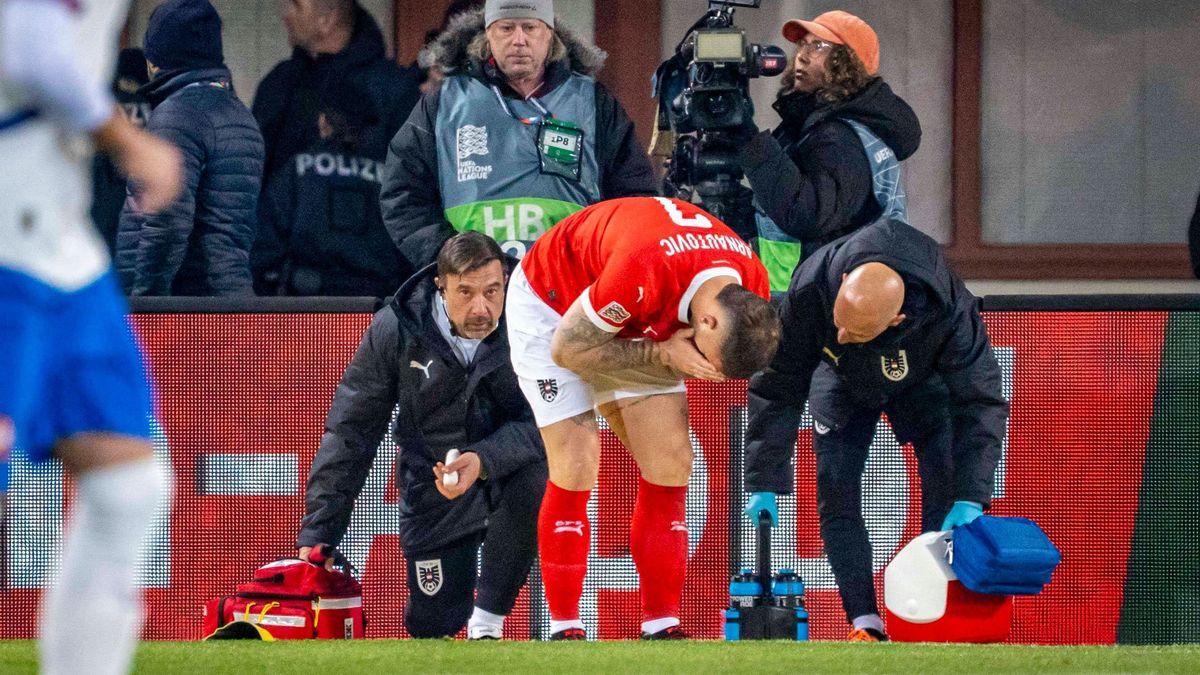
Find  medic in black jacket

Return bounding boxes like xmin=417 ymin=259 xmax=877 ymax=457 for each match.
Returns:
xmin=743 ymin=218 xmax=1008 ymax=641
xmin=296 ymin=232 xmax=546 ymax=639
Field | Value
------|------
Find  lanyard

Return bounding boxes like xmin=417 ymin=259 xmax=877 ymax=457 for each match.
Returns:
xmin=489 ymin=84 xmax=552 ymax=126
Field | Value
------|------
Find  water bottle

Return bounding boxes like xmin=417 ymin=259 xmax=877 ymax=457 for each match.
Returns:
xmin=771 ymin=569 xmax=810 ymax=641
xmin=730 ymin=568 xmax=762 ymax=609
xmin=771 ymin=569 xmax=799 ymax=608
xmin=724 ymin=568 xmax=762 ymax=641
xmin=793 ymin=574 xmax=809 ymax=641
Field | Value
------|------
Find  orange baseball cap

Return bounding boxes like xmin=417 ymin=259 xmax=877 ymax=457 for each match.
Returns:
xmin=782 ymin=10 xmax=879 ymax=75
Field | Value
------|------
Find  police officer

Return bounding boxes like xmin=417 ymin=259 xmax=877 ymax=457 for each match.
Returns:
xmin=742 ymin=218 xmax=1009 ymax=642
xmin=296 ymin=232 xmax=546 ymax=639
xmin=379 ymin=0 xmax=656 ymax=269
xmin=252 ymin=83 xmax=407 ymax=297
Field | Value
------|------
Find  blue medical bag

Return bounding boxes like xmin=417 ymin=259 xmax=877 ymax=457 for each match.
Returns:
xmin=950 ymin=516 xmax=1061 ymax=595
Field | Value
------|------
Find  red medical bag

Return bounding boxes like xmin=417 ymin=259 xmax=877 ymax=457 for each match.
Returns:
xmin=202 ymin=558 xmax=365 ymax=640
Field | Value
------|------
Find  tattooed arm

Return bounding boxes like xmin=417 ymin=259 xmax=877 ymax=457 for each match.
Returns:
xmin=549 ymin=295 xmax=725 ymax=381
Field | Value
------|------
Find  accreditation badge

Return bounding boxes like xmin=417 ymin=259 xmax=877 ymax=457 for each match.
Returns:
xmin=538 ymin=118 xmax=583 ymax=181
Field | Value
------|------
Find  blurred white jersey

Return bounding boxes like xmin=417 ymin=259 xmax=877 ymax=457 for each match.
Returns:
xmin=0 ymin=0 xmax=129 ymax=291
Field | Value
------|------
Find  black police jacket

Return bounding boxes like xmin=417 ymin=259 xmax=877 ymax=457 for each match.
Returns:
xmin=296 ymin=264 xmax=544 ymax=555
xmin=744 ymin=219 xmax=1008 ymax=506
xmin=251 ymin=137 xmax=408 ymax=297
xmin=252 ymin=4 xmax=421 ymax=181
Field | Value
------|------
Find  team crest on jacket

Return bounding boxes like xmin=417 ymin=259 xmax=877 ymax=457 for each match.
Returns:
xmin=416 ymin=559 xmax=443 ymax=596
xmin=538 ymin=378 xmax=559 ymax=403
xmin=881 ymin=350 xmax=909 ymax=382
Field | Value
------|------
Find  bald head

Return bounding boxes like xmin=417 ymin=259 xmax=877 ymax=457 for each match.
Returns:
xmin=832 ymin=262 xmax=906 ymax=344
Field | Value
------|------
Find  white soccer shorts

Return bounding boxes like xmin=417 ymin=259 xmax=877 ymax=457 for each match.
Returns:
xmin=505 ymin=266 xmax=686 ymax=428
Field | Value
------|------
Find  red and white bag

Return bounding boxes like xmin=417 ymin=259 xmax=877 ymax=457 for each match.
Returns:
xmin=203 ymin=558 xmax=365 ymax=640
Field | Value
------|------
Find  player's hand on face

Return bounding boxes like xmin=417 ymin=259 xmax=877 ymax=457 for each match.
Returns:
xmin=656 ymin=328 xmax=725 ymax=381
xmin=433 ymin=451 xmax=483 ymax=500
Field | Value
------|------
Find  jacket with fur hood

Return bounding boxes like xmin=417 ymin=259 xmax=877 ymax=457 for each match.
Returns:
xmin=379 ymin=9 xmax=657 ymax=269
xmin=739 ymin=78 xmax=922 ymax=262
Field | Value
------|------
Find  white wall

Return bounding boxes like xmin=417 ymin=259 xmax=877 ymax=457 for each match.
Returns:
xmin=128 ymin=0 xmax=393 ymax=106
xmin=662 ymin=1 xmax=954 ymax=243
xmin=980 ymin=0 xmax=1200 ymax=244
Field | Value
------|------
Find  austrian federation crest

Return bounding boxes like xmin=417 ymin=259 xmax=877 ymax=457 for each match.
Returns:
xmin=416 ymin=559 xmax=443 ymax=596
xmin=881 ymin=350 xmax=909 ymax=382
xmin=537 ymin=378 xmax=559 ymax=403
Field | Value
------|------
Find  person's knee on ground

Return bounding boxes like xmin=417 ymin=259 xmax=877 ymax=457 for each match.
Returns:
xmin=404 ymin=536 xmax=480 ymax=638
xmin=405 ymin=596 xmax=473 ymax=638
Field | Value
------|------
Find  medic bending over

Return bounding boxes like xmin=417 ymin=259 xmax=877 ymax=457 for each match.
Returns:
xmin=505 ymin=196 xmax=780 ymax=639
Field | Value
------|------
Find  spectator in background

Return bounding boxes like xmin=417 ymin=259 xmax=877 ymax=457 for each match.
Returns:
xmin=91 ymin=48 xmax=151 ymax=256
xmin=417 ymin=0 xmax=484 ymax=96
xmin=381 ymin=0 xmax=656 ymax=270
xmin=734 ymin=10 xmax=921 ymax=294
xmin=1190 ymin=189 xmax=1200 ymax=278
xmin=116 ymin=0 xmax=264 ymax=296
xmin=298 ymin=233 xmax=545 ymax=640
xmin=251 ymin=79 xmax=408 ymax=297
xmin=253 ymin=0 xmax=421 ymax=181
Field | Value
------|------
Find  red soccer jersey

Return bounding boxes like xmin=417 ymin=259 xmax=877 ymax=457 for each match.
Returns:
xmin=519 ymin=197 xmax=770 ymax=341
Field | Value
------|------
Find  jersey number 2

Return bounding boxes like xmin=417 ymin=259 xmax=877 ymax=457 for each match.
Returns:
xmin=655 ymin=197 xmax=713 ymax=229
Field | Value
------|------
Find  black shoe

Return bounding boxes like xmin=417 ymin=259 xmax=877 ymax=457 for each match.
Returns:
xmin=641 ymin=625 xmax=688 ymax=640
xmin=550 ymin=627 xmax=586 ymax=641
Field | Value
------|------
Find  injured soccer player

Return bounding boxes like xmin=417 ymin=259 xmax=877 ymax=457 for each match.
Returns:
xmin=505 ymin=196 xmax=781 ymax=639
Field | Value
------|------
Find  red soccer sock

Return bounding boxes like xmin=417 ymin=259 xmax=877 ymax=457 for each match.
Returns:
xmin=537 ymin=481 xmax=591 ymax=622
xmin=630 ymin=477 xmax=688 ymax=622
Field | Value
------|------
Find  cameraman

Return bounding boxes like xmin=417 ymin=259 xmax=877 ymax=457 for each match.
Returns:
xmin=735 ymin=10 xmax=921 ymax=293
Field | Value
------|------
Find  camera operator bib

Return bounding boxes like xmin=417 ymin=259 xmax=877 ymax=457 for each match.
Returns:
xmin=435 ymin=74 xmax=601 ymax=260
xmin=754 ymin=119 xmax=909 ymax=293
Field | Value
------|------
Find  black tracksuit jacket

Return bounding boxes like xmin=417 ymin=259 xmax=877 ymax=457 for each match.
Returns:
xmin=744 ymin=219 xmax=1008 ymax=506
xmin=296 ymin=265 xmax=544 ymax=555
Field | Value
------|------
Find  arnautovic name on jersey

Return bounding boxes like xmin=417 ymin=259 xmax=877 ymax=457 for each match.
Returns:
xmin=295 ymin=153 xmax=383 ymax=183
xmin=659 ymin=231 xmax=754 ymax=258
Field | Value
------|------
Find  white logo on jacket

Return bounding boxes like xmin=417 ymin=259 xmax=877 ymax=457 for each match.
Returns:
xmin=410 ymin=359 xmax=433 ymax=379
xmin=456 ymin=124 xmax=493 ymax=182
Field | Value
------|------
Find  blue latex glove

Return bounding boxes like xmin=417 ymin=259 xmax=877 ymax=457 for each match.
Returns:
xmin=744 ymin=492 xmax=778 ymax=526
xmin=941 ymin=501 xmax=984 ymax=530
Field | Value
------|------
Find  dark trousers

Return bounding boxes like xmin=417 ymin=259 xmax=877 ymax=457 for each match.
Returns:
xmin=813 ymin=385 xmax=955 ymax=624
xmin=404 ymin=460 xmax=547 ymax=637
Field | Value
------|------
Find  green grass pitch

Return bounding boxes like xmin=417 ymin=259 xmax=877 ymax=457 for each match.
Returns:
xmin=2 ymin=641 xmax=1198 ymax=674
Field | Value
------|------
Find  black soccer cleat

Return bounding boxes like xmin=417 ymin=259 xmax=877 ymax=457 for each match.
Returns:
xmin=549 ymin=627 xmax=586 ymax=641
xmin=640 ymin=625 xmax=688 ymax=640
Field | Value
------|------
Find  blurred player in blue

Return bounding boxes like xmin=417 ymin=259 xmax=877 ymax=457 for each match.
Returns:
xmin=0 ymin=1 xmax=182 ymax=673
